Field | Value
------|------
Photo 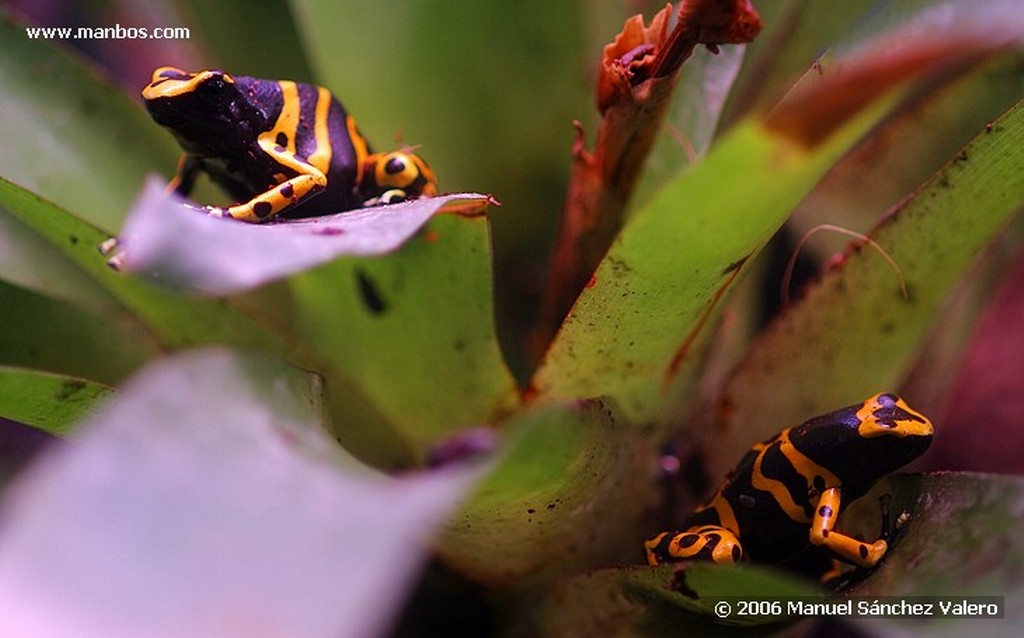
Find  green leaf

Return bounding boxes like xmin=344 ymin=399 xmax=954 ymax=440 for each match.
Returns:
xmin=0 ymin=177 xmax=296 ymax=355
xmin=116 ymin=178 xmax=493 ymax=295
xmin=711 ymin=98 xmax=1024 ymax=473
xmin=290 ymin=212 xmax=520 ymax=454
xmin=843 ymin=472 xmax=1024 ymax=636
xmin=0 ymin=210 xmax=116 ymax=312
xmin=630 ymin=44 xmax=747 ymax=210
xmin=0 ymin=279 xmax=156 ymax=384
xmin=532 ymin=112 xmax=883 ymax=428
xmin=532 ymin=563 xmax=817 ymax=636
xmin=2 ymin=173 xmax=517 ymax=458
xmin=436 ymin=399 xmax=656 ymax=587
xmin=0 ymin=349 xmax=480 ymax=638
xmin=534 ymin=8 xmax=1024 ymax=432
xmin=786 ymin=55 xmax=1024 ymax=262
xmin=0 ymin=367 xmax=112 ymax=436
xmin=0 ymin=13 xmax=178 ymax=231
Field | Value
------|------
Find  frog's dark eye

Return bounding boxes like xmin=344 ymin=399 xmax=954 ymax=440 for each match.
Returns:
xmin=876 ymin=393 xmax=898 ymax=408
xmin=202 ymin=75 xmax=227 ymax=92
xmin=385 ymin=155 xmax=408 ymax=176
xmin=872 ymin=394 xmax=909 ymax=428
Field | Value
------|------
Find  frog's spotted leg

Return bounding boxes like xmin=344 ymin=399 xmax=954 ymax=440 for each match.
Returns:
xmin=204 ymin=168 xmax=326 ymax=222
xmin=208 ymin=80 xmax=332 ymax=223
xmin=809 ymin=487 xmax=888 ymax=567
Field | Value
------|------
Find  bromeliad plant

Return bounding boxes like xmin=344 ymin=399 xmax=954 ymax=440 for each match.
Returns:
xmin=0 ymin=0 xmax=1022 ymax=635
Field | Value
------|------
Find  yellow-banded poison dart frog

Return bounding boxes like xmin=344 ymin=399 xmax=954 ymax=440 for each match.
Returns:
xmin=645 ymin=393 xmax=933 ymax=579
xmin=141 ymin=67 xmax=437 ymax=222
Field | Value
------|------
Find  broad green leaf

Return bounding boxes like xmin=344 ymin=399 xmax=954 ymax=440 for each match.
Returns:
xmin=534 ymin=11 xmax=1024 ymax=432
xmin=787 ymin=56 xmax=1024 ymax=260
xmin=896 ymin=217 xmax=1024 ymax=412
xmin=710 ymin=99 xmax=1024 ymax=474
xmin=0 ymin=367 xmax=112 ymax=436
xmin=319 ymin=374 xmax=421 ymax=470
xmin=0 ymin=13 xmax=178 ymax=231
xmin=532 ymin=564 xmax=816 ymax=636
xmin=290 ymin=212 xmax=520 ymax=454
xmin=0 ymin=177 xmax=296 ymax=355
xmin=746 ymin=1 xmax=1024 ymax=260
xmin=0 ymin=349 xmax=481 ymax=638
xmin=436 ymin=400 xmax=656 ymax=587
xmin=0 ymin=210 xmax=115 ymax=312
xmin=843 ymin=473 xmax=1024 ymax=636
xmin=532 ymin=111 xmax=885 ymax=428
xmin=698 ymin=56 xmax=1023 ymax=464
xmin=630 ymin=44 xmax=747 ymax=211
xmin=0 ymin=279 xmax=156 ymax=384
xmin=846 ymin=473 xmax=1024 ymax=597
xmin=116 ymin=178 xmax=493 ymax=295
xmin=6 ymin=171 xmax=516 ymax=459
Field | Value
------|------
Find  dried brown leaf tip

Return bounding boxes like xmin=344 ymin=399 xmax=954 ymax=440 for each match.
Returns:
xmin=676 ymin=0 xmax=763 ymax=48
xmin=596 ymin=6 xmax=671 ymax=112
xmin=597 ymin=1 xmax=762 ymax=112
xmin=536 ymin=1 xmax=761 ymax=357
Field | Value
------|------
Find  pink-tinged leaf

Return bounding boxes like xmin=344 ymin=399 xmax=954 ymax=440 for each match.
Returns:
xmin=0 ymin=349 xmax=480 ymax=638
xmin=115 ymin=177 xmax=490 ymax=295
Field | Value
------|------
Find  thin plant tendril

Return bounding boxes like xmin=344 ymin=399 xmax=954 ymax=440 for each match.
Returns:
xmin=782 ymin=223 xmax=909 ymax=307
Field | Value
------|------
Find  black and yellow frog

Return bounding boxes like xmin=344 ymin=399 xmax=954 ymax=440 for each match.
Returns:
xmin=646 ymin=393 xmax=933 ymax=578
xmin=141 ymin=67 xmax=437 ymax=222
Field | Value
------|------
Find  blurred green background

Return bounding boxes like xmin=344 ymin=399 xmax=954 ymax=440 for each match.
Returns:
xmin=0 ymin=0 xmax=876 ymax=377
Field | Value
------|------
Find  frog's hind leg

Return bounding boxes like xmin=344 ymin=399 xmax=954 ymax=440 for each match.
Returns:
xmin=644 ymin=525 xmax=743 ymax=566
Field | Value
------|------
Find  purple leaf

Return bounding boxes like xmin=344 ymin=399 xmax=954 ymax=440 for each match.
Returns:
xmin=115 ymin=177 xmax=489 ymax=295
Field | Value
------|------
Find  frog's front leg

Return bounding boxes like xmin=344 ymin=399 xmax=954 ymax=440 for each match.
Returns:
xmin=809 ymin=487 xmax=888 ymax=567
xmin=167 ymin=154 xmax=201 ymax=195
xmin=820 ymin=494 xmax=910 ymax=585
